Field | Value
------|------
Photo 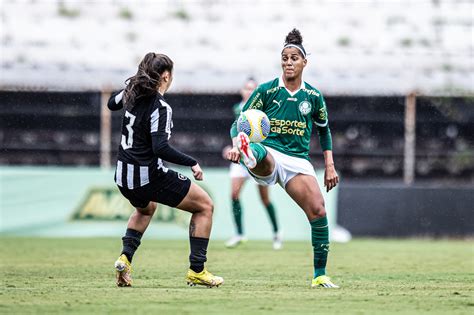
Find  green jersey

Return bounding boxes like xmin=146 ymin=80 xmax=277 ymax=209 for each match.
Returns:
xmin=232 ymin=77 xmax=331 ymax=160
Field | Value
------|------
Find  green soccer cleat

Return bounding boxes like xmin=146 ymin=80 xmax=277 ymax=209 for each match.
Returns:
xmin=186 ymin=268 xmax=224 ymax=288
xmin=115 ymin=254 xmax=132 ymax=287
xmin=311 ymin=275 xmax=339 ymax=288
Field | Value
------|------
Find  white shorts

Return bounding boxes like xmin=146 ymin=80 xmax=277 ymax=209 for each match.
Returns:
xmin=250 ymin=146 xmax=317 ymax=188
xmin=229 ymin=162 xmax=250 ymax=179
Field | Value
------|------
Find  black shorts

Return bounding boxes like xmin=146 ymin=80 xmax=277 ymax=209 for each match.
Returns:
xmin=118 ymin=169 xmax=191 ymax=208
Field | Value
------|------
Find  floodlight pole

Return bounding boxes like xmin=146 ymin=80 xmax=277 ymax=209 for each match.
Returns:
xmin=100 ymin=90 xmax=112 ymax=169
xmin=404 ymin=92 xmax=417 ymax=185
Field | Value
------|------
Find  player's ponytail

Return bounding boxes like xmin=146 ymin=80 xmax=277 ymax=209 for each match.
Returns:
xmin=124 ymin=52 xmax=174 ymax=107
xmin=282 ymin=28 xmax=306 ymax=58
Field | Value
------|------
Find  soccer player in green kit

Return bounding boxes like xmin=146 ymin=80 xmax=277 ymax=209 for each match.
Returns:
xmin=227 ymin=29 xmax=339 ymax=288
xmin=224 ymin=78 xmax=282 ymax=250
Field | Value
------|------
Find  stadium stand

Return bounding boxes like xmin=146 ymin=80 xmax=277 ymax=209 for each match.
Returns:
xmin=0 ymin=1 xmax=472 ymax=180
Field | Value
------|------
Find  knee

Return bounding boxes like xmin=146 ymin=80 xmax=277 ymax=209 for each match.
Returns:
xmin=260 ymin=196 xmax=270 ymax=206
xmin=310 ymin=200 xmax=326 ymax=218
xmin=201 ymin=197 xmax=214 ymax=216
xmin=138 ymin=202 xmax=156 ymax=216
xmin=231 ymin=191 xmax=240 ymax=200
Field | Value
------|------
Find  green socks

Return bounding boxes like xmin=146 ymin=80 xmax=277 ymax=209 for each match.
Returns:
xmin=265 ymin=203 xmax=279 ymax=233
xmin=311 ymin=216 xmax=329 ymax=278
xmin=249 ymin=143 xmax=267 ymax=164
xmin=234 ymin=200 xmax=278 ymax=235
xmin=232 ymin=199 xmax=243 ymax=235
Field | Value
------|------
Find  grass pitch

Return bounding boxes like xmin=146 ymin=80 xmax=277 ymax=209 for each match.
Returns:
xmin=1 ymin=237 xmax=473 ymax=314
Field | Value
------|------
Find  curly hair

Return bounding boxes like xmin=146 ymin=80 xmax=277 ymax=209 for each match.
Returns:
xmin=283 ymin=28 xmax=306 ymax=58
xmin=285 ymin=28 xmax=303 ymax=46
xmin=123 ymin=52 xmax=174 ymax=107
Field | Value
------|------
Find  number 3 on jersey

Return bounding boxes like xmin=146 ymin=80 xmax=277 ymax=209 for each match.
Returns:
xmin=121 ymin=111 xmax=136 ymax=150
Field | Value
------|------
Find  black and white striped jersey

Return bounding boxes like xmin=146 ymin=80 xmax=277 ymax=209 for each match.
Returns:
xmin=110 ymin=90 xmax=197 ymax=189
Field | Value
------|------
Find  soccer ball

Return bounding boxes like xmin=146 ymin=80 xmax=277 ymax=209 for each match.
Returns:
xmin=237 ymin=109 xmax=270 ymax=143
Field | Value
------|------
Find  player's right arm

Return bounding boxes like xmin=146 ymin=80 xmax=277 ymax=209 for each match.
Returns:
xmin=229 ymin=86 xmax=264 ymax=138
xmin=108 ymin=90 xmax=124 ymax=111
xmin=227 ymin=86 xmax=264 ymax=162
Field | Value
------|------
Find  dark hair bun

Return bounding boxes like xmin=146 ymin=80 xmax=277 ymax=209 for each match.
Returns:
xmin=285 ymin=28 xmax=303 ymax=45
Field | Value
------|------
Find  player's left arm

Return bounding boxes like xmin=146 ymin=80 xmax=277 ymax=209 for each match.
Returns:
xmin=108 ymin=90 xmax=124 ymax=111
xmin=313 ymin=94 xmax=339 ymax=192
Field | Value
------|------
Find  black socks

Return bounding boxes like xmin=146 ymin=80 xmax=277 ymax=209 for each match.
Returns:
xmin=121 ymin=229 xmax=209 ymax=273
xmin=121 ymin=228 xmax=143 ymax=262
xmin=189 ymin=236 xmax=209 ymax=273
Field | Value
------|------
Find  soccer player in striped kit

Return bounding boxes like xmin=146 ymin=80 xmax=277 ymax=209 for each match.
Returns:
xmin=227 ymin=29 xmax=339 ymax=288
xmin=109 ymin=52 xmax=223 ymax=288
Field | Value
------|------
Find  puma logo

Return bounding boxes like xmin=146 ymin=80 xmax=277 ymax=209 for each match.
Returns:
xmin=272 ymin=100 xmax=282 ymax=107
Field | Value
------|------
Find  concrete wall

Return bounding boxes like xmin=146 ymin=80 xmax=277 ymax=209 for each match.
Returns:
xmin=0 ymin=167 xmax=338 ymax=241
xmin=2 ymin=167 xmax=472 ymax=238
xmin=338 ymin=182 xmax=474 ymax=237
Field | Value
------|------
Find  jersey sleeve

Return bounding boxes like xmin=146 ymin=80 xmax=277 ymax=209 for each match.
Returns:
xmin=150 ymin=102 xmax=171 ymax=138
xmin=316 ymin=124 xmax=333 ymax=151
xmin=150 ymin=101 xmax=197 ymax=166
xmin=312 ymin=93 xmax=332 ymax=151
xmin=230 ymin=86 xmax=265 ymax=138
xmin=108 ymin=90 xmax=124 ymax=111
xmin=312 ymin=93 xmax=328 ymax=127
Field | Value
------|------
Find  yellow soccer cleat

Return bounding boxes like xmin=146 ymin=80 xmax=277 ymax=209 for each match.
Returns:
xmin=311 ymin=275 xmax=339 ymax=288
xmin=114 ymin=254 xmax=132 ymax=287
xmin=186 ymin=268 xmax=224 ymax=288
